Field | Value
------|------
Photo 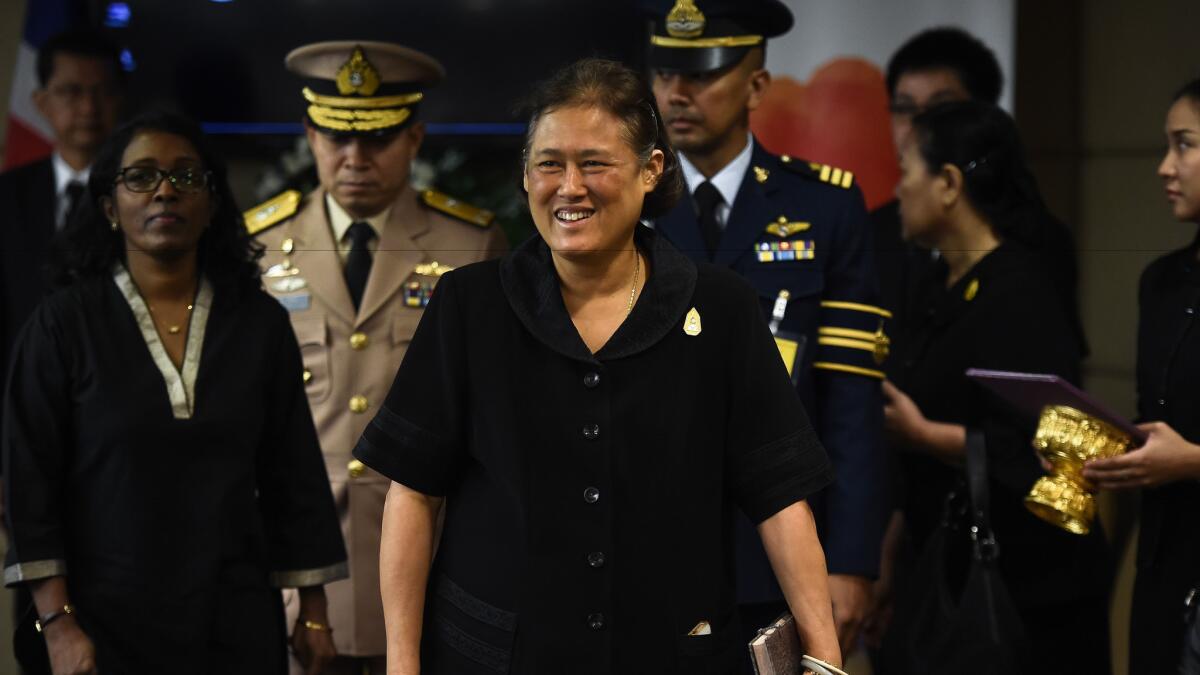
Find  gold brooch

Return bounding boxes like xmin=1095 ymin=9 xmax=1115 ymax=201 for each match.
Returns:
xmin=964 ymin=278 xmax=980 ymax=302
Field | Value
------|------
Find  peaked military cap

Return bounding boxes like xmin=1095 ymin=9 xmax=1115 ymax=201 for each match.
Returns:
xmin=639 ymin=0 xmax=793 ymax=73
xmin=285 ymin=40 xmax=445 ymax=136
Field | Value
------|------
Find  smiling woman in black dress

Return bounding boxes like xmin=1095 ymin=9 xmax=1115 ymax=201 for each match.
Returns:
xmin=880 ymin=101 xmax=1111 ymax=673
xmin=2 ymin=111 xmax=346 ymax=674
xmin=354 ymin=59 xmax=843 ymax=675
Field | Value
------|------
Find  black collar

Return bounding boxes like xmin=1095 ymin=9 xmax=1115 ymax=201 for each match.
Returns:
xmin=499 ymin=225 xmax=698 ymax=364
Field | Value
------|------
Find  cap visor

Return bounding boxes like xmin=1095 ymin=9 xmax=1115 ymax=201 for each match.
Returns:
xmin=648 ymin=45 xmax=751 ymax=73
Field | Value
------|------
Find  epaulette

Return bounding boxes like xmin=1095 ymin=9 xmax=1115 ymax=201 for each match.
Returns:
xmin=778 ymin=155 xmax=855 ymax=190
xmin=421 ymin=189 xmax=494 ymax=228
xmin=244 ymin=190 xmax=302 ymax=236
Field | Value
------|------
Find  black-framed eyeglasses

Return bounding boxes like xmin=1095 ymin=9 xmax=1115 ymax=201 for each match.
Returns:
xmin=116 ymin=166 xmax=211 ymax=194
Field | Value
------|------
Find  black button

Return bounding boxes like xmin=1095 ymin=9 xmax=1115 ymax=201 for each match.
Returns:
xmin=587 ymin=551 xmax=606 ymax=568
xmin=1188 ymin=307 xmax=1196 ymax=315
xmin=582 ymin=423 xmax=600 ymax=440
xmin=583 ymin=372 xmax=601 ymax=388
xmin=583 ymin=487 xmax=600 ymax=504
xmin=1159 ymin=398 xmax=1167 ymax=406
xmin=587 ymin=613 xmax=606 ymax=630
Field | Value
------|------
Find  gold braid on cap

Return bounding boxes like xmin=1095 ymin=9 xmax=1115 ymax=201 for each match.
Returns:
xmin=307 ymin=105 xmax=412 ymax=132
xmin=302 ymin=87 xmax=423 ymax=110
xmin=650 ymin=34 xmax=764 ymax=48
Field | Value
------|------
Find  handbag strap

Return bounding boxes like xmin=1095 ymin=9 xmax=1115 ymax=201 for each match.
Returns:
xmin=964 ymin=429 xmax=998 ymax=561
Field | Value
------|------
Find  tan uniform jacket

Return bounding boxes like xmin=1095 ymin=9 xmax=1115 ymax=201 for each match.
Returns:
xmin=254 ymin=185 xmax=508 ymax=656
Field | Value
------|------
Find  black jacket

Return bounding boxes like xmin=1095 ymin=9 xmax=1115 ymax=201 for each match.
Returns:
xmin=355 ymin=227 xmax=833 ymax=674
xmin=1129 ymin=235 xmax=1200 ymax=674
xmin=887 ymin=241 xmax=1111 ymax=609
xmin=0 ymin=158 xmax=56 ymax=357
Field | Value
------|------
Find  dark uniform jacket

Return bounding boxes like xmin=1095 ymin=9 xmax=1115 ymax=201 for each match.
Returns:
xmin=354 ymin=226 xmax=834 ymax=674
xmin=656 ymin=141 xmax=888 ymax=599
xmin=887 ymin=242 xmax=1111 ymax=611
xmin=1129 ymin=235 xmax=1200 ymax=674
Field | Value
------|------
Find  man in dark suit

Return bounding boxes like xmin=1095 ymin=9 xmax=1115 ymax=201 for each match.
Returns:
xmin=0 ymin=29 xmax=123 ymax=519
xmin=640 ymin=0 xmax=889 ymax=660
xmin=1 ymin=29 xmax=123 ymax=338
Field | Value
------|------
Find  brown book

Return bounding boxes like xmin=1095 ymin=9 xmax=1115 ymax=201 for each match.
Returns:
xmin=748 ymin=613 xmax=849 ymax=675
xmin=749 ymin=613 xmax=802 ymax=674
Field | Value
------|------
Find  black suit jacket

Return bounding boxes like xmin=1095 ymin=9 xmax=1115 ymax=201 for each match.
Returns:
xmin=0 ymin=158 xmax=57 ymax=435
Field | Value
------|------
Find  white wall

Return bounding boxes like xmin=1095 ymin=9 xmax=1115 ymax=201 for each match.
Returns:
xmin=766 ymin=0 xmax=1016 ymax=111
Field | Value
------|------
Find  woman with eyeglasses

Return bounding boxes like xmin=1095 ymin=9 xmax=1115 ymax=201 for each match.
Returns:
xmin=2 ymin=111 xmax=347 ymax=674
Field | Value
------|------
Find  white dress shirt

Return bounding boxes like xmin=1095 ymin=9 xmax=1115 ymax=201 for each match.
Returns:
xmin=677 ymin=132 xmax=754 ymax=228
xmin=325 ymin=193 xmax=391 ymax=264
xmin=52 ymin=153 xmax=90 ymax=229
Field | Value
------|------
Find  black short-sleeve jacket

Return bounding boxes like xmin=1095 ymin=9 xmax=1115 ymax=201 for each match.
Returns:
xmin=355 ymin=226 xmax=832 ymax=674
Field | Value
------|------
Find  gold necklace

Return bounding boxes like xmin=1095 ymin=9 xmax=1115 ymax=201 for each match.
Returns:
xmin=149 ymin=303 xmax=194 ymax=335
xmin=625 ymin=250 xmax=641 ymax=317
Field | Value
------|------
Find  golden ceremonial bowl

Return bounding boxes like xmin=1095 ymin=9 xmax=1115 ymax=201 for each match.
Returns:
xmin=1025 ymin=405 xmax=1133 ymax=535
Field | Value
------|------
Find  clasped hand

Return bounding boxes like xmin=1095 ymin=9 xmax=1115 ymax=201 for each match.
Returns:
xmin=1081 ymin=421 xmax=1200 ymax=490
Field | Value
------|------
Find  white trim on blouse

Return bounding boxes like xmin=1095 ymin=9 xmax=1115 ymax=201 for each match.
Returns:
xmin=113 ymin=265 xmax=213 ymax=419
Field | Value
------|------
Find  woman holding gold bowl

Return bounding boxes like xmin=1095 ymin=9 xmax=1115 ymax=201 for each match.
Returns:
xmin=1083 ymin=78 xmax=1200 ymax=674
xmin=353 ymin=58 xmax=841 ymax=674
xmin=879 ymin=100 xmax=1111 ymax=673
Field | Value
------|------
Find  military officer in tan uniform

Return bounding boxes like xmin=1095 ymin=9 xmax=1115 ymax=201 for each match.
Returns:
xmin=244 ymin=41 xmax=508 ymax=675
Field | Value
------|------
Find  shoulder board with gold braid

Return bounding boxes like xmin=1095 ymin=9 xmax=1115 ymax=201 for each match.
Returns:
xmin=244 ymin=190 xmax=302 ymax=236
xmin=421 ymin=189 xmax=494 ymax=228
xmin=778 ymin=155 xmax=856 ymax=190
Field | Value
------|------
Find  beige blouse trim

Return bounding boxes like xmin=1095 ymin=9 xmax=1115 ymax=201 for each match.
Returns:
xmin=113 ymin=266 xmax=213 ymax=419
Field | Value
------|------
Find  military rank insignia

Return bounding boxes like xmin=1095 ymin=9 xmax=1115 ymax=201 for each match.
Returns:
xmin=757 ymin=240 xmax=815 ymax=262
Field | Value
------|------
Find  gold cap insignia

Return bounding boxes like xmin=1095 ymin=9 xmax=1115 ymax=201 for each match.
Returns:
xmin=666 ymin=0 xmax=706 ymax=38
xmin=336 ymin=47 xmax=381 ymax=96
xmin=684 ymin=307 xmax=702 ymax=336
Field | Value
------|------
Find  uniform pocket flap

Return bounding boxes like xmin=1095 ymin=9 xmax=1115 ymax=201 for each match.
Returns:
xmin=293 ymin=316 xmax=327 ymax=346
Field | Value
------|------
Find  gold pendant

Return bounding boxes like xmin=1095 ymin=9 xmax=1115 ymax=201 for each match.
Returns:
xmin=684 ymin=307 xmax=702 ymax=336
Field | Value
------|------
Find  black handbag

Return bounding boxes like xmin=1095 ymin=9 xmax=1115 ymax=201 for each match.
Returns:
xmin=879 ymin=430 xmax=1033 ymax=674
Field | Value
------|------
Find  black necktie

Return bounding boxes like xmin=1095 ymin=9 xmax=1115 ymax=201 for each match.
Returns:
xmin=344 ymin=221 xmax=376 ymax=311
xmin=63 ymin=180 xmax=86 ymax=229
xmin=693 ymin=181 xmax=723 ymax=259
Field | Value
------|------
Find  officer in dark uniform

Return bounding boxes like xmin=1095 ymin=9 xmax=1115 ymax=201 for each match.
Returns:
xmin=640 ymin=0 xmax=889 ymax=657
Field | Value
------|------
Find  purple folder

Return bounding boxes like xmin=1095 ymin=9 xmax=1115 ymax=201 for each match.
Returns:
xmin=965 ymin=368 xmax=1147 ymax=444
